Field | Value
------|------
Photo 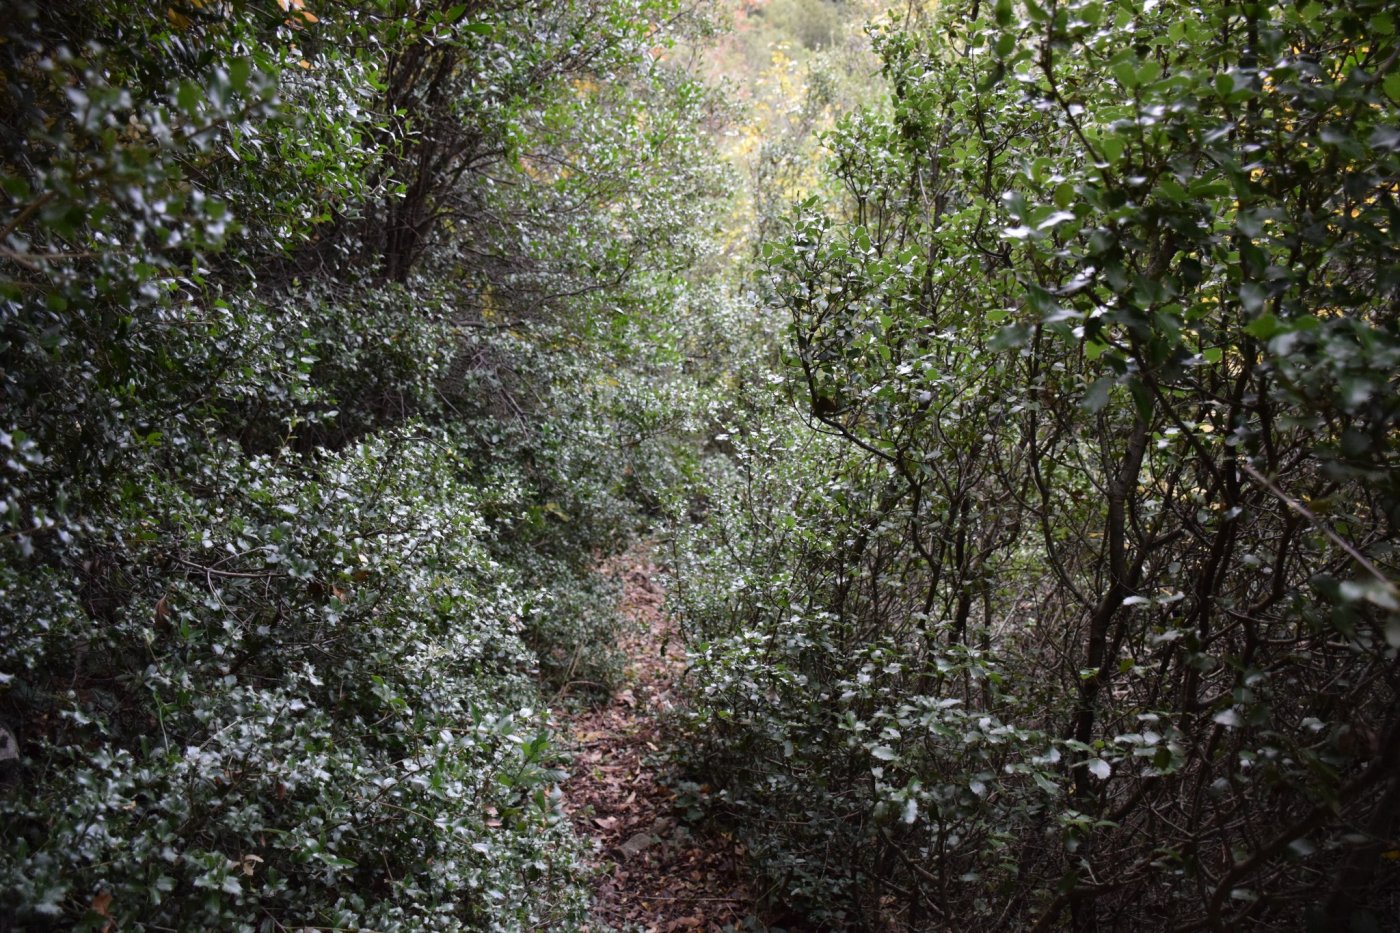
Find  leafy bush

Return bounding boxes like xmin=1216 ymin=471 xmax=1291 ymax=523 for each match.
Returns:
xmin=2 ymin=429 xmax=589 ymax=929
xmin=671 ymin=0 xmax=1400 ymax=929
xmin=1 ymin=0 xmax=732 ymax=927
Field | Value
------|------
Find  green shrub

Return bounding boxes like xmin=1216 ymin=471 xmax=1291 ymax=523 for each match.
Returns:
xmin=1 ymin=0 xmax=732 ymax=927
xmin=1 ymin=429 xmax=594 ymax=930
xmin=671 ymin=0 xmax=1400 ymax=928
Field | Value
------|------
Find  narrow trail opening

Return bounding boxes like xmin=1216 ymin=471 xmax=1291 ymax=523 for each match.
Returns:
xmin=557 ymin=550 xmax=759 ymax=931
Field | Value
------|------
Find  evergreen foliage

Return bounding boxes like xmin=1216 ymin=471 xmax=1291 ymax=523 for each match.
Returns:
xmin=0 ymin=0 xmax=728 ymax=927
xmin=672 ymin=0 xmax=1400 ymax=929
xmin=5 ymin=0 xmax=1400 ymax=929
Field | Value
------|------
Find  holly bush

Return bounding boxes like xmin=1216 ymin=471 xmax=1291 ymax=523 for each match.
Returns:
xmin=1 ymin=0 xmax=730 ymax=927
xmin=671 ymin=0 xmax=1400 ymax=929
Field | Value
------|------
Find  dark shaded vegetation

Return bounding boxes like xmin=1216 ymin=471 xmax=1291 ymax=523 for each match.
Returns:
xmin=0 ymin=0 xmax=732 ymax=927
xmin=4 ymin=0 xmax=1400 ymax=930
xmin=671 ymin=0 xmax=1400 ymax=929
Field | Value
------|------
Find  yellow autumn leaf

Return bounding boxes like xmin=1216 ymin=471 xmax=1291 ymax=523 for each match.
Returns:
xmin=166 ymin=0 xmax=209 ymax=29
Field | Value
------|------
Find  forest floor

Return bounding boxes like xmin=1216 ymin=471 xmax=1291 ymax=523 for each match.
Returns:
xmin=557 ymin=550 xmax=761 ymax=932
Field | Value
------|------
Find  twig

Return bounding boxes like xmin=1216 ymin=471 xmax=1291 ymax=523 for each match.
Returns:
xmin=1238 ymin=460 xmax=1396 ymax=596
xmin=553 ymin=679 xmax=609 ymax=702
xmin=177 ymin=557 xmax=285 ymax=579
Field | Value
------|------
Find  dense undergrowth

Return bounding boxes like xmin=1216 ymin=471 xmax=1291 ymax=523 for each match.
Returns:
xmin=669 ymin=0 xmax=1400 ymax=930
xmin=5 ymin=0 xmax=1400 ymax=930
xmin=0 ymin=0 xmax=738 ymax=927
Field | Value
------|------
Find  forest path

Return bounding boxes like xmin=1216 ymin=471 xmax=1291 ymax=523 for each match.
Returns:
xmin=557 ymin=550 xmax=759 ymax=932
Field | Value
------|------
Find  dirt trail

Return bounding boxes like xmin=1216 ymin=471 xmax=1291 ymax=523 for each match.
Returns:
xmin=558 ymin=551 xmax=759 ymax=932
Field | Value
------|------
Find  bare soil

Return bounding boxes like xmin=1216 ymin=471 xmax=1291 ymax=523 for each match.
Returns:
xmin=558 ymin=551 xmax=760 ymax=932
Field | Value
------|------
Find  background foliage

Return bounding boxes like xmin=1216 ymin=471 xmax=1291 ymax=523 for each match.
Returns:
xmin=7 ymin=0 xmax=1400 ymax=929
xmin=0 ymin=0 xmax=732 ymax=927
xmin=671 ymin=0 xmax=1400 ymax=929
